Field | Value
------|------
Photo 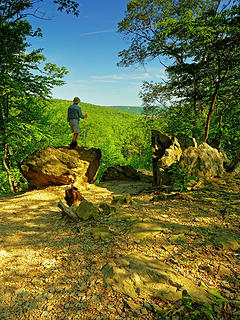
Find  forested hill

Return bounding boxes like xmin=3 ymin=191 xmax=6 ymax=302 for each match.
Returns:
xmin=51 ymin=99 xmax=143 ymax=115
xmin=105 ymin=105 xmax=144 ymax=115
xmin=46 ymin=99 xmax=139 ymax=150
xmin=43 ymin=99 xmax=153 ymax=182
xmin=0 ymin=98 xmax=156 ymax=193
xmin=49 ymin=99 xmax=140 ymax=118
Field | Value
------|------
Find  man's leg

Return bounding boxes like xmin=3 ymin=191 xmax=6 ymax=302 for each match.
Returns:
xmin=73 ymin=133 xmax=78 ymax=142
xmin=70 ymin=133 xmax=78 ymax=148
xmin=69 ymin=120 xmax=80 ymax=148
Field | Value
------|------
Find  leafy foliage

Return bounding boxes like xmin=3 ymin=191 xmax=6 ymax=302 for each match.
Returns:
xmin=0 ymin=0 xmax=79 ymax=193
xmin=168 ymin=163 xmax=198 ymax=192
xmin=118 ymin=0 xmax=240 ymax=145
xmin=154 ymin=101 xmax=240 ymax=157
xmin=1 ymin=0 xmax=239 ymax=194
xmin=0 ymin=0 xmax=79 ymax=23
xmin=1 ymin=94 xmax=160 ymax=194
xmin=44 ymin=99 xmax=161 ymax=182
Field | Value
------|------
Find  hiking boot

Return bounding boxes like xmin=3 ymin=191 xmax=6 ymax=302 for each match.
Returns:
xmin=70 ymin=141 xmax=77 ymax=148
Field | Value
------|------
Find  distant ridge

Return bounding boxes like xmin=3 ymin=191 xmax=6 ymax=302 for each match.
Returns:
xmin=106 ymin=106 xmax=143 ymax=115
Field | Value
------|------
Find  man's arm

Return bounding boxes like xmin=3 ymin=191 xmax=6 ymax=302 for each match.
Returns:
xmin=77 ymin=106 xmax=87 ymax=119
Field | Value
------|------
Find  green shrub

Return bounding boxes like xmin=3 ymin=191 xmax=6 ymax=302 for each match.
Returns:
xmin=168 ymin=163 xmax=197 ymax=192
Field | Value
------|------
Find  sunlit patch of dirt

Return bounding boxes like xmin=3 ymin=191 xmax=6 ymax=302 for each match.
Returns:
xmin=0 ymin=175 xmax=239 ymax=319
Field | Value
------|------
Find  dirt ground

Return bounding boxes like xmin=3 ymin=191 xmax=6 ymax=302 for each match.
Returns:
xmin=0 ymin=174 xmax=239 ymax=320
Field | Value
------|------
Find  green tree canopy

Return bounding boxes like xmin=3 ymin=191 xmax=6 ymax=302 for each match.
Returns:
xmin=0 ymin=0 xmax=79 ymax=192
xmin=0 ymin=0 xmax=79 ymax=23
xmin=118 ymin=0 xmax=240 ymax=144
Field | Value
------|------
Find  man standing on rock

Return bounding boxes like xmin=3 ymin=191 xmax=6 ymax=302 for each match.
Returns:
xmin=68 ymin=97 xmax=87 ymax=148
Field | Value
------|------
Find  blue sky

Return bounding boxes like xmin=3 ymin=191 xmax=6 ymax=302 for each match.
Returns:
xmin=29 ymin=0 xmax=167 ymax=106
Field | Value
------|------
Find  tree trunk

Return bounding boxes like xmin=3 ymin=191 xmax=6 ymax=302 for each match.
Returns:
xmin=212 ymin=108 xmax=225 ymax=150
xmin=7 ymin=146 xmax=20 ymax=192
xmin=2 ymin=142 xmax=14 ymax=193
xmin=204 ymin=85 xmax=219 ymax=142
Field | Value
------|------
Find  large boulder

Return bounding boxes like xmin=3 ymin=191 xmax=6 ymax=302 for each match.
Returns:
xmin=230 ymin=148 xmax=240 ymax=178
xmin=75 ymin=147 xmax=101 ymax=183
xmin=102 ymin=254 xmax=214 ymax=303
xmin=151 ymin=131 xmax=182 ymax=186
xmin=180 ymin=142 xmax=224 ymax=178
xmin=101 ymin=164 xmax=140 ymax=182
xmin=21 ymin=146 xmax=101 ymax=188
xmin=58 ymin=199 xmax=100 ymax=221
xmin=232 ymin=162 xmax=240 ymax=178
xmin=151 ymin=131 xmax=225 ymax=187
xmin=74 ymin=199 xmax=99 ymax=221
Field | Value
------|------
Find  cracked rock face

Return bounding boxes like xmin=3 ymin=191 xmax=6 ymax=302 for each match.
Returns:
xmin=102 ymin=253 xmax=215 ymax=303
xmin=151 ymin=131 xmax=183 ymax=186
xmin=21 ymin=146 xmax=101 ymax=188
xmin=151 ymin=131 xmax=225 ymax=187
xmin=180 ymin=142 xmax=224 ymax=178
xmin=101 ymin=164 xmax=140 ymax=182
xmin=231 ymin=148 xmax=240 ymax=177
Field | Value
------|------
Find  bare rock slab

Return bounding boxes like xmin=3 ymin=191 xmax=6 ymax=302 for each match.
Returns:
xmin=21 ymin=146 xmax=101 ymax=188
xmin=151 ymin=130 xmax=225 ymax=187
xmin=58 ymin=199 xmax=99 ymax=221
xmin=213 ymin=232 xmax=240 ymax=251
xmin=102 ymin=254 xmax=215 ymax=303
xmin=74 ymin=199 xmax=99 ymax=221
xmin=232 ymin=160 xmax=240 ymax=178
xmin=101 ymin=164 xmax=140 ymax=182
xmin=126 ymin=222 xmax=166 ymax=240
xmin=180 ymin=142 xmax=224 ymax=178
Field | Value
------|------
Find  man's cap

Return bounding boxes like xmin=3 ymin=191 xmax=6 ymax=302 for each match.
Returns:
xmin=73 ymin=97 xmax=80 ymax=104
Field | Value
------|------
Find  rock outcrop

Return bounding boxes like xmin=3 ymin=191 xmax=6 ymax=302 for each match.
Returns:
xmin=213 ymin=232 xmax=240 ymax=251
xmin=231 ymin=148 xmax=240 ymax=178
xmin=152 ymin=131 xmax=182 ymax=186
xmin=180 ymin=142 xmax=224 ymax=178
xmin=102 ymin=254 xmax=215 ymax=303
xmin=58 ymin=199 xmax=100 ymax=222
xmin=101 ymin=164 xmax=140 ymax=182
xmin=232 ymin=162 xmax=240 ymax=178
xmin=21 ymin=146 xmax=101 ymax=188
xmin=151 ymin=131 xmax=225 ymax=187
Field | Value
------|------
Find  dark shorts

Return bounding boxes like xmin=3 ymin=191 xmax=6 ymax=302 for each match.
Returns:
xmin=69 ymin=119 xmax=80 ymax=133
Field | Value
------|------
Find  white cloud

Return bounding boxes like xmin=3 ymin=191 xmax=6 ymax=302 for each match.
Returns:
xmin=90 ymin=74 xmax=124 ymax=80
xmin=89 ymin=73 xmax=151 ymax=81
xmin=91 ymin=80 xmax=119 ymax=83
xmin=143 ymin=66 xmax=166 ymax=74
xmin=132 ymin=73 xmax=151 ymax=80
xmin=79 ymin=29 xmax=115 ymax=36
xmin=154 ymin=73 xmax=168 ymax=80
